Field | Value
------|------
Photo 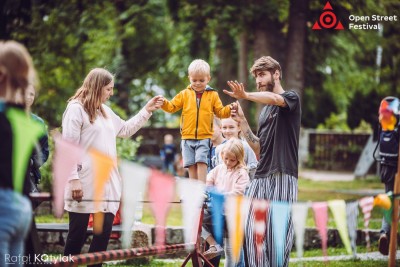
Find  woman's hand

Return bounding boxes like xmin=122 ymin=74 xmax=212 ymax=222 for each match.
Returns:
xmin=70 ymin=179 xmax=83 ymax=202
xmin=145 ymin=95 xmax=164 ymax=113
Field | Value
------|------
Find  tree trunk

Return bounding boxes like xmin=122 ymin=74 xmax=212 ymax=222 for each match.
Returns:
xmin=238 ymin=31 xmax=250 ymax=121
xmin=285 ymin=0 xmax=308 ymax=102
xmin=215 ymin=30 xmax=236 ymax=106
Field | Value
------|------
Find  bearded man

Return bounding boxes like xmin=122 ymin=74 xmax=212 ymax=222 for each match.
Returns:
xmin=224 ymin=56 xmax=301 ymax=267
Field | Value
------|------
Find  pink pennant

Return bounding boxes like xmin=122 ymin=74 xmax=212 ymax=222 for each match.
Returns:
xmin=148 ymin=169 xmax=175 ymax=246
xmin=312 ymin=202 xmax=328 ymax=260
xmin=52 ymin=137 xmax=84 ymax=218
xmin=358 ymin=196 xmax=374 ymax=250
xmin=253 ymin=199 xmax=269 ymax=261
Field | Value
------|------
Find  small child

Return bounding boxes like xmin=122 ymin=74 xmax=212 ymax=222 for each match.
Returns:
xmin=215 ymin=117 xmax=258 ymax=178
xmin=208 ymin=116 xmax=226 ymax=172
xmin=202 ymin=139 xmax=250 ymax=263
xmin=161 ymin=59 xmax=234 ymax=183
xmin=160 ymin=134 xmax=177 ymax=175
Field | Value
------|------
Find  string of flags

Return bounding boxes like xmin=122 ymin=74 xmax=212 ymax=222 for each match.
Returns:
xmin=51 ymin=137 xmax=397 ymax=264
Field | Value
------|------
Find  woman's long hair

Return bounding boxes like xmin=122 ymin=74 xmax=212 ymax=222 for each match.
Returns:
xmin=69 ymin=68 xmax=113 ymax=123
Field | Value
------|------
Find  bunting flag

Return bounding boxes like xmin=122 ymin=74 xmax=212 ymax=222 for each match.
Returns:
xmin=358 ymin=196 xmax=374 ymax=250
xmin=52 ymin=137 xmax=84 ymax=218
xmin=328 ymin=200 xmax=352 ymax=254
xmin=271 ymin=201 xmax=291 ymax=267
xmin=209 ymin=189 xmax=226 ymax=245
xmin=312 ymin=202 xmax=328 ymax=260
xmin=374 ymin=192 xmax=393 ymax=224
xmin=88 ymin=148 xmax=115 ymax=234
xmin=177 ymin=178 xmax=205 ymax=251
xmin=148 ymin=170 xmax=175 ymax=246
xmin=225 ymin=195 xmax=250 ymax=263
xmin=120 ymin=161 xmax=150 ymax=248
xmin=292 ymin=202 xmax=309 ymax=258
xmin=252 ymin=198 xmax=269 ymax=261
xmin=383 ymin=194 xmax=393 ymax=225
xmin=346 ymin=201 xmax=359 ymax=257
xmin=6 ymin=107 xmax=45 ymax=194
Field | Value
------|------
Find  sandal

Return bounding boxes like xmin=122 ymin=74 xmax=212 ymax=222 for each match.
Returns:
xmin=203 ymin=244 xmax=224 ymax=260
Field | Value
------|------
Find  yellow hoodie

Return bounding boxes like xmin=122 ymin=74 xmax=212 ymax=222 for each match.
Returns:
xmin=162 ymin=85 xmax=231 ymax=140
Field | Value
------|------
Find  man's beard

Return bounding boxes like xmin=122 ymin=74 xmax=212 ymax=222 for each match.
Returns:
xmin=257 ymin=80 xmax=275 ymax=92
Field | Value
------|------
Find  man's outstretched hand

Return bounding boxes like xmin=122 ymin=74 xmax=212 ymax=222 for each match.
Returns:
xmin=223 ymin=81 xmax=248 ymax=100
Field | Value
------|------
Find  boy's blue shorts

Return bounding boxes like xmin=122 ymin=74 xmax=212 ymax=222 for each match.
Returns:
xmin=181 ymin=139 xmax=211 ymax=168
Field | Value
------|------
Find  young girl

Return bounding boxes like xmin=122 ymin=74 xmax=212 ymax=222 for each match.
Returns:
xmin=215 ymin=117 xmax=258 ymax=178
xmin=202 ymin=138 xmax=250 ymax=266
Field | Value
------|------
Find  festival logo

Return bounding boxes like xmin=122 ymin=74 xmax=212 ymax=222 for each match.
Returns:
xmin=312 ymin=1 xmax=344 ymax=30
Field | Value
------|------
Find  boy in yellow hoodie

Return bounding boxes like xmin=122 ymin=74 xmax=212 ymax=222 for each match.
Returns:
xmin=162 ymin=59 xmax=234 ymax=183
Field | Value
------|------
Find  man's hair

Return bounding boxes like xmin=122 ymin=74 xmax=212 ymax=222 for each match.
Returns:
xmin=249 ymin=56 xmax=282 ymax=80
xmin=188 ymin=59 xmax=210 ymax=76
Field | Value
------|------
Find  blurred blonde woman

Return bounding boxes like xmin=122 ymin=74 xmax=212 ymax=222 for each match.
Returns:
xmin=0 ymin=40 xmax=39 ymax=267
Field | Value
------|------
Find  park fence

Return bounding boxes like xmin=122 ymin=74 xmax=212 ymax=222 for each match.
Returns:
xmin=136 ymin=127 xmax=373 ymax=172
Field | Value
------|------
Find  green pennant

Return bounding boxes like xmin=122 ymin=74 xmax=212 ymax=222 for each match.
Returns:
xmin=383 ymin=193 xmax=394 ymax=225
xmin=6 ymin=108 xmax=44 ymax=193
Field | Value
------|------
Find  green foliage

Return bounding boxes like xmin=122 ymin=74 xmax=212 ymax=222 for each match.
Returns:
xmin=3 ymin=0 xmax=399 ymax=130
xmin=117 ymin=136 xmax=143 ymax=161
xmin=317 ymin=113 xmax=351 ymax=132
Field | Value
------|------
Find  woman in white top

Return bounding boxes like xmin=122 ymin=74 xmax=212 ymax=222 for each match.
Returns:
xmin=62 ymin=68 xmax=163 ymax=264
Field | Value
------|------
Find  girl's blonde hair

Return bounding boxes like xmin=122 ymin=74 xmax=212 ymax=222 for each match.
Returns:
xmin=69 ymin=68 xmax=113 ymax=123
xmin=221 ymin=138 xmax=246 ymax=170
xmin=0 ymin=40 xmax=36 ymax=106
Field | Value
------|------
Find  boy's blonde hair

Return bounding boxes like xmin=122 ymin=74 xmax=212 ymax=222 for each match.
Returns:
xmin=221 ymin=138 xmax=246 ymax=170
xmin=188 ymin=59 xmax=210 ymax=77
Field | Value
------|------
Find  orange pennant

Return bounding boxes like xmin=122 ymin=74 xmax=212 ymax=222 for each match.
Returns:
xmin=89 ymin=148 xmax=115 ymax=234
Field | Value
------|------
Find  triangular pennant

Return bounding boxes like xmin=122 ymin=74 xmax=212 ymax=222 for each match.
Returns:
xmin=328 ymin=200 xmax=352 ymax=254
xmin=209 ymin=189 xmax=225 ymax=245
xmin=292 ymin=202 xmax=309 ymax=258
xmin=312 ymin=202 xmax=328 ymax=260
xmin=225 ymin=195 xmax=250 ymax=263
xmin=6 ymin=107 xmax=44 ymax=193
xmin=358 ymin=196 xmax=374 ymax=250
xmin=177 ymin=178 xmax=205 ymax=251
xmin=253 ymin=199 xmax=269 ymax=261
xmin=89 ymin=148 xmax=115 ymax=234
xmin=271 ymin=201 xmax=291 ymax=267
xmin=52 ymin=137 xmax=84 ymax=218
xmin=148 ymin=170 xmax=175 ymax=246
xmin=120 ymin=161 xmax=150 ymax=248
xmin=346 ymin=201 xmax=359 ymax=257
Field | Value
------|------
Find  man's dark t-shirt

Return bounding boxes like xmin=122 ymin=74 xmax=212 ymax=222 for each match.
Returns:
xmin=255 ymin=90 xmax=301 ymax=179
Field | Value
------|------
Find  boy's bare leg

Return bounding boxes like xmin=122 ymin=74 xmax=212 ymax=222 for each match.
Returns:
xmin=197 ymin=162 xmax=207 ymax=183
xmin=188 ymin=165 xmax=198 ymax=179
